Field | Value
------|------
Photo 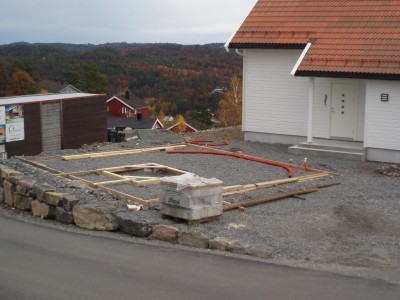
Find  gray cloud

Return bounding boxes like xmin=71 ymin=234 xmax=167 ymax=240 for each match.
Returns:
xmin=0 ymin=0 xmax=257 ymax=44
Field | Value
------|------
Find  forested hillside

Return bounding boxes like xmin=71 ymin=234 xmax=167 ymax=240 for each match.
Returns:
xmin=0 ymin=42 xmax=242 ymax=121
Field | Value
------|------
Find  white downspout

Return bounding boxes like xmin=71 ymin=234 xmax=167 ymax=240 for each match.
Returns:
xmin=291 ymin=42 xmax=312 ymax=76
xmin=307 ymin=77 xmax=314 ymax=144
xmin=290 ymin=42 xmax=314 ymax=143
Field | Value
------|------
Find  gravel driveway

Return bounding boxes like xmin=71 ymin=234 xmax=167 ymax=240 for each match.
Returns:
xmin=2 ymin=127 xmax=399 ymax=284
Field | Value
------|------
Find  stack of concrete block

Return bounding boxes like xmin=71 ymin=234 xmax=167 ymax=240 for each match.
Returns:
xmin=160 ymin=174 xmax=223 ymax=221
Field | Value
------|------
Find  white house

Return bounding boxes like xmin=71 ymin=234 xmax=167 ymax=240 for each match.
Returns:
xmin=226 ymin=0 xmax=400 ymax=163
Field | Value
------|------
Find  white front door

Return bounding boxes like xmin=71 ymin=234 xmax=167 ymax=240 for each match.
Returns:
xmin=330 ymin=83 xmax=357 ymax=139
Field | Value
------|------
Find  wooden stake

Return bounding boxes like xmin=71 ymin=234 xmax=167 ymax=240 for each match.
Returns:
xmin=223 ymin=177 xmax=299 ymax=196
xmin=223 ymin=188 xmax=318 ymax=212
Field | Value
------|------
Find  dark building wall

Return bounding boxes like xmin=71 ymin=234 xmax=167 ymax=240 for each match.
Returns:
xmin=5 ymin=103 xmax=42 ymax=157
xmin=62 ymin=96 xmax=107 ymax=149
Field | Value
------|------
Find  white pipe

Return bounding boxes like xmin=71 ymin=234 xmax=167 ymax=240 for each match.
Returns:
xmin=307 ymin=77 xmax=314 ymax=144
xmin=291 ymin=42 xmax=312 ymax=76
xmin=235 ymin=49 xmax=244 ymax=56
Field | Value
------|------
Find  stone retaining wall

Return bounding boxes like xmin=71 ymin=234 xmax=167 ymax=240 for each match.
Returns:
xmin=0 ymin=165 xmax=271 ymax=259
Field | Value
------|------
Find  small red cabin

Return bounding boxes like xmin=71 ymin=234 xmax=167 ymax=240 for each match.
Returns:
xmin=107 ymin=92 xmax=149 ymax=119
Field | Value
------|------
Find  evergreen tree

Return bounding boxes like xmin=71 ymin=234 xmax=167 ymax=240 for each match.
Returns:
xmin=192 ymin=102 xmax=213 ymax=127
xmin=77 ymin=64 xmax=108 ymax=93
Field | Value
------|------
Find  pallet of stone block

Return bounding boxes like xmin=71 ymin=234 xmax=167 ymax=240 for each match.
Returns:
xmin=161 ymin=213 xmax=221 ymax=225
xmin=161 ymin=203 xmax=222 ymax=222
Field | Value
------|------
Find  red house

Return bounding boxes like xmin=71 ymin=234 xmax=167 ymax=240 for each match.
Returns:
xmin=107 ymin=91 xmax=149 ymax=119
xmin=167 ymin=121 xmax=198 ymax=134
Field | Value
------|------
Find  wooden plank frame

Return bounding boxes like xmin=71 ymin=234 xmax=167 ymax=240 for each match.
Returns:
xmin=17 ymin=143 xmax=335 ymax=206
xmin=55 ymin=162 xmax=193 ymax=203
xmin=61 ymin=144 xmax=188 ymax=160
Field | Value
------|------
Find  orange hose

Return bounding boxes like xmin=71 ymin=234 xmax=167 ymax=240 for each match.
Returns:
xmin=167 ymin=150 xmax=294 ymax=178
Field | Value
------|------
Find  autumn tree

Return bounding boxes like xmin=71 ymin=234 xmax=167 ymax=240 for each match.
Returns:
xmin=217 ymin=75 xmax=242 ymax=127
xmin=174 ymin=114 xmax=187 ymax=133
xmin=6 ymin=70 xmax=36 ymax=96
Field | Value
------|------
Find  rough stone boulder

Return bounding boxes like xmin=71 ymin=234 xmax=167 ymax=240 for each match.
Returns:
xmin=44 ymin=192 xmax=66 ymax=207
xmin=209 ymin=237 xmax=239 ymax=251
xmin=16 ymin=178 xmax=36 ymax=197
xmin=73 ymin=202 xmax=119 ymax=231
xmin=3 ymin=180 xmax=15 ymax=207
xmin=178 ymin=231 xmax=209 ymax=249
xmin=151 ymin=225 xmax=180 ymax=242
xmin=0 ymin=167 xmax=22 ymax=184
xmin=34 ymin=183 xmax=56 ymax=202
xmin=116 ymin=212 xmax=154 ymax=237
xmin=0 ymin=187 xmax=3 ymax=204
xmin=14 ymin=194 xmax=33 ymax=211
xmin=62 ymin=195 xmax=79 ymax=212
xmin=56 ymin=207 xmax=74 ymax=224
xmin=31 ymin=200 xmax=56 ymax=219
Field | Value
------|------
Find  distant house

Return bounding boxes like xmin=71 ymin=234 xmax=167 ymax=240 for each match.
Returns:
xmin=164 ymin=115 xmax=174 ymax=122
xmin=167 ymin=121 xmax=198 ymax=134
xmin=226 ymin=0 xmax=400 ymax=163
xmin=107 ymin=91 xmax=149 ymax=119
xmin=107 ymin=116 xmax=163 ymax=131
xmin=59 ymin=85 xmax=83 ymax=94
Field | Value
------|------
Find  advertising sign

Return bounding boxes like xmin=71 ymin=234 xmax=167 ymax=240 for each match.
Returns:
xmin=4 ymin=105 xmax=25 ymax=142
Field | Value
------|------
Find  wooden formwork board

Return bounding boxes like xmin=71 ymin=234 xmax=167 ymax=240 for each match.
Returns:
xmin=17 ymin=144 xmax=336 ymax=206
xmin=61 ymin=173 xmax=157 ymax=205
xmin=55 ymin=163 xmax=193 ymax=204
xmin=61 ymin=144 xmax=188 ymax=160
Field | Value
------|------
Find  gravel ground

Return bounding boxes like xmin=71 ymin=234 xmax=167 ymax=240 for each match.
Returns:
xmin=1 ymin=127 xmax=400 ymax=284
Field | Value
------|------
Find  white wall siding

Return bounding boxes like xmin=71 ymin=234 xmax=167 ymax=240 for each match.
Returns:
xmin=243 ymin=49 xmax=308 ymax=136
xmin=365 ymin=80 xmax=400 ymax=150
xmin=356 ymin=81 xmax=366 ymax=141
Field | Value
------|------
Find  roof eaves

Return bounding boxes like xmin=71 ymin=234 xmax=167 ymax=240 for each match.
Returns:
xmin=228 ymin=43 xmax=307 ymax=49
xmin=106 ymin=96 xmax=135 ymax=110
xmin=295 ymin=70 xmax=400 ymax=80
xmin=224 ymin=2 xmax=258 ymax=52
xmin=153 ymin=119 xmax=164 ymax=129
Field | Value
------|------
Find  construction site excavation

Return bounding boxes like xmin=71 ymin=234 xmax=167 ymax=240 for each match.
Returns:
xmin=1 ymin=128 xmax=399 ymax=285
xmin=25 ymin=142 xmax=333 ymax=211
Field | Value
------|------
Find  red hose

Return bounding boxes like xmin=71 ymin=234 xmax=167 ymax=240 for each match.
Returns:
xmin=167 ymin=150 xmax=294 ymax=178
xmin=190 ymin=140 xmax=229 ymax=147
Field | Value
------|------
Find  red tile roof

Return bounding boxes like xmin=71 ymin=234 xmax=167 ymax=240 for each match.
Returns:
xmin=228 ymin=0 xmax=400 ymax=77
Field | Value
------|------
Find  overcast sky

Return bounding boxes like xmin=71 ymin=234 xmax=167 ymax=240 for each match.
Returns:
xmin=0 ymin=0 xmax=257 ymax=45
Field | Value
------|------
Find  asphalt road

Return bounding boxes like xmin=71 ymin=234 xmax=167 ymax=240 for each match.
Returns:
xmin=0 ymin=214 xmax=399 ymax=300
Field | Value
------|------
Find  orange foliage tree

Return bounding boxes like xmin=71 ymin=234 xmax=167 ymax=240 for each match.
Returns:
xmin=6 ymin=70 xmax=36 ymax=96
xmin=174 ymin=114 xmax=187 ymax=133
xmin=217 ymin=75 xmax=242 ymax=127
